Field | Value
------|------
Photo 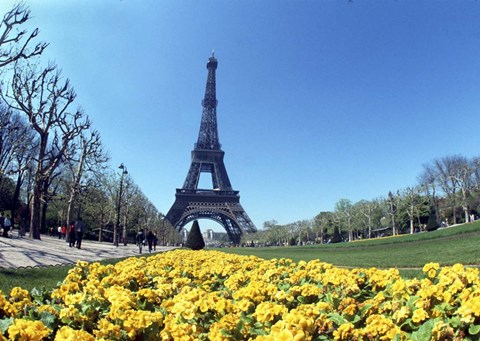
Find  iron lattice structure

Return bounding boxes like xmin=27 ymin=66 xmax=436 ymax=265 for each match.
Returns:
xmin=166 ymin=53 xmax=257 ymax=244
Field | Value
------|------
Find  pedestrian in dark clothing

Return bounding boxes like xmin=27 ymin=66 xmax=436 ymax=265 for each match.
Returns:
xmin=3 ymin=214 xmax=11 ymax=238
xmin=68 ymin=222 xmax=76 ymax=247
xmin=147 ymin=231 xmax=155 ymax=253
xmin=0 ymin=213 xmax=4 ymax=236
xmin=136 ymin=230 xmax=145 ymax=254
xmin=75 ymin=217 xmax=85 ymax=249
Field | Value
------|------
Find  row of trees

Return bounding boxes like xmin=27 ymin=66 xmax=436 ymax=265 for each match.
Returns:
xmin=245 ymin=155 xmax=480 ymax=246
xmin=0 ymin=4 xmax=180 ymax=244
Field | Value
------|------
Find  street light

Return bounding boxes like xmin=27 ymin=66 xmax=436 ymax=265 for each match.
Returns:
xmin=115 ymin=163 xmax=128 ymax=247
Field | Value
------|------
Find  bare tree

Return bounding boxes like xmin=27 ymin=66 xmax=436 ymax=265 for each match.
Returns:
xmin=0 ymin=106 xmax=36 ymax=218
xmin=0 ymin=4 xmax=47 ymax=68
xmin=386 ymin=191 xmax=398 ymax=236
xmin=335 ymin=198 xmax=354 ymax=241
xmin=399 ymin=186 xmax=423 ymax=234
xmin=356 ymin=199 xmax=380 ymax=239
xmin=471 ymin=156 xmax=480 ymax=191
xmin=65 ymin=129 xmax=108 ymax=225
xmin=418 ymin=163 xmax=440 ymax=225
xmin=434 ymin=156 xmax=463 ymax=224
xmin=451 ymin=156 xmax=474 ymax=223
xmin=3 ymin=63 xmax=90 ymax=239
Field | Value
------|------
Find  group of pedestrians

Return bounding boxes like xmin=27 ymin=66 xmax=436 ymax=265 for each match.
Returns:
xmin=3 ymin=212 xmax=159 ymax=254
xmin=135 ymin=229 xmax=158 ymax=254
xmin=0 ymin=212 xmax=12 ymax=238
xmin=66 ymin=217 xmax=85 ymax=249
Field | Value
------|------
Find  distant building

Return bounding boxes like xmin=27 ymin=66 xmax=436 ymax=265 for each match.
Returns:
xmin=202 ymin=229 xmax=214 ymax=241
xmin=181 ymin=228 xmax=188 ymax=242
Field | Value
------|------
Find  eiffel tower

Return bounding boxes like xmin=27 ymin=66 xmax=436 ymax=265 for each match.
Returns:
xmin=165 ymin=53 xmax=257 ymax=244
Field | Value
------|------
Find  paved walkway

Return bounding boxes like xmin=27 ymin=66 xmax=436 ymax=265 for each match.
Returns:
xmin=0 ymin=232 xmax=176 ymax=269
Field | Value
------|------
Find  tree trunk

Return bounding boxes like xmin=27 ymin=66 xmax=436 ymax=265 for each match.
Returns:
xmin=29 ymin=177 xmax=42 ymax=239
xmin=367 ymin=216 xmax=372 ymax=239
xmin=41 ymin=199 xmax=48 ymax=234
xmin=98 ymin=211 xmax=104 ymax=242
xmin=40 ymin=179 xmax=49 ymax=233
xmin=391 ymin=214 xmax=396 ymax=236
xmin=464 ymin=206 xmax=469 ymax=223
xmin=10 ymin=172 xmax=23 ymax=225
xmin=409 ymin=205 xmax=414 ymax=234
xmin=451 ymin=203 xmax=457 ymax=224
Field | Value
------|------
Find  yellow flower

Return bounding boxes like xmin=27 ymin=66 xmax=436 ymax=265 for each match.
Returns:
xmin=93 ymin=318 xmax=122 ymax=340
xmin=412 ymin=308 xmax=428 ymax=323
xmin=0 ymin=292 xmax=17 ymax=317
xmin=333 ymin=322 xmax=357 ymax=341
xmin=54 ymin=325 xmax=94 ymax=341
xmin=362 ymin=314 xmax=402 ymax=340
xmin=392 ymin=306 xmax=410 ymax=323
xmin=431 ymin=321 xmax=454 ymax=340
xmin=253 ymin=302 xmax=287 ymax=324
xmin=7 ymin=319 xmax=51 ymax=341
xmin=422 ymin=262 xmax=440 ymax=278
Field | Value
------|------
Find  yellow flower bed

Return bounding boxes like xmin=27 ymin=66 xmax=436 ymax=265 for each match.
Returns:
xmin=0 ymin=249 xmax=479 ymax=340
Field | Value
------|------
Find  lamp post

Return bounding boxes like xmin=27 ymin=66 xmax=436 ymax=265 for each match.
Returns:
xmin=115 ymin=163 xmax=128 ymax=247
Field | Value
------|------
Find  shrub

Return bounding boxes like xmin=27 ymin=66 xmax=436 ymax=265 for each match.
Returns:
xmin=185 ymin=220 xmax=205 ymax=250
xmin=426 ymin=209 xmax=440 ymax=231
xmin=331 ymin=226 xmax=342 ymax=243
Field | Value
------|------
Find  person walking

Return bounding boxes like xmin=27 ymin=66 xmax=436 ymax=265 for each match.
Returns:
xmin=136 ymin=229 xmax=145 ymax=254
xmin=146 ymin=230 xmax=155 ymax=253
xmin=3 ymin=214 xmax=11 ymax=238
xmin=61 ymin=225 xmax=67 ymax=239
xmin=153 ymin=233 xmax=158 ymax=251
xmin=68 ymin=222 xmax=76 ymax=247
xmin=0 ymin=213 xmax=5 ymax=237
xmin=75 ymin=217 xmax=85 ymax=249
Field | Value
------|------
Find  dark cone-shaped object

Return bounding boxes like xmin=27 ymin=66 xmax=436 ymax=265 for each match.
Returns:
xmin=186 ymin=220 xmax=205 ymax=250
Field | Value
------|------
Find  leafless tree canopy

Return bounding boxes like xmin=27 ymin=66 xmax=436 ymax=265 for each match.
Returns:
xmin=0 ymin=4 xmax=47 ymax=68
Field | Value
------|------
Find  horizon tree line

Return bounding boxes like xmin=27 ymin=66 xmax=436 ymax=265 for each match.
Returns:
xmin=244 ymin=154 xmax=480 ymax=246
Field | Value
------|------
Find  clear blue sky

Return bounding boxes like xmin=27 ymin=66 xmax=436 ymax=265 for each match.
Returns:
xmin=2 ymin=1 xmax=480 ymax=231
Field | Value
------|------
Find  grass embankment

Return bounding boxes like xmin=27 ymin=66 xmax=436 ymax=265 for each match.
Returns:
xmin=1 ymin=222 xmax=479 ymax=293
xmin=219 ymin=221 xmax=480 ymax=278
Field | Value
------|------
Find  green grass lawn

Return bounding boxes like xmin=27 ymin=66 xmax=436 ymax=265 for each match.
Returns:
xmin=218 ymin=221 xmax=480 ymax=277
xmin=1 ymin=222 xmax=479 ymax=294
xmin=0 ymin=256 xmax=137 ymax=294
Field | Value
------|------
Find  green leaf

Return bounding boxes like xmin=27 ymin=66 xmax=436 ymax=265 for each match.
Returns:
xmin=450 ymin=317 xmax=461 ymax=328
xmin=220 ymin=329 xmax=232 ymax=337
xmin=240 ymin=312 xmax=254 ymax=324
xmin=410 ymin=319 xmax=434 ymax=341
xmin=0 ymin=318 xmax=14 ymax=334
xmin=40 ymin=311 xmax=57 ymax=329
xmin=253 ymin=322 xmax=263 ymax=329
xmin=469 ymin=324 xmax=480 ymax=335
xmin=392 ymin=334 xmax=402 ymax=341
xmin=358 ymin=303 xmax=372 ymax=316
xmin=351 ymin=314 xmax=361 ymax=325
xmin=328 ymin=313 xmax=346 ymax=326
